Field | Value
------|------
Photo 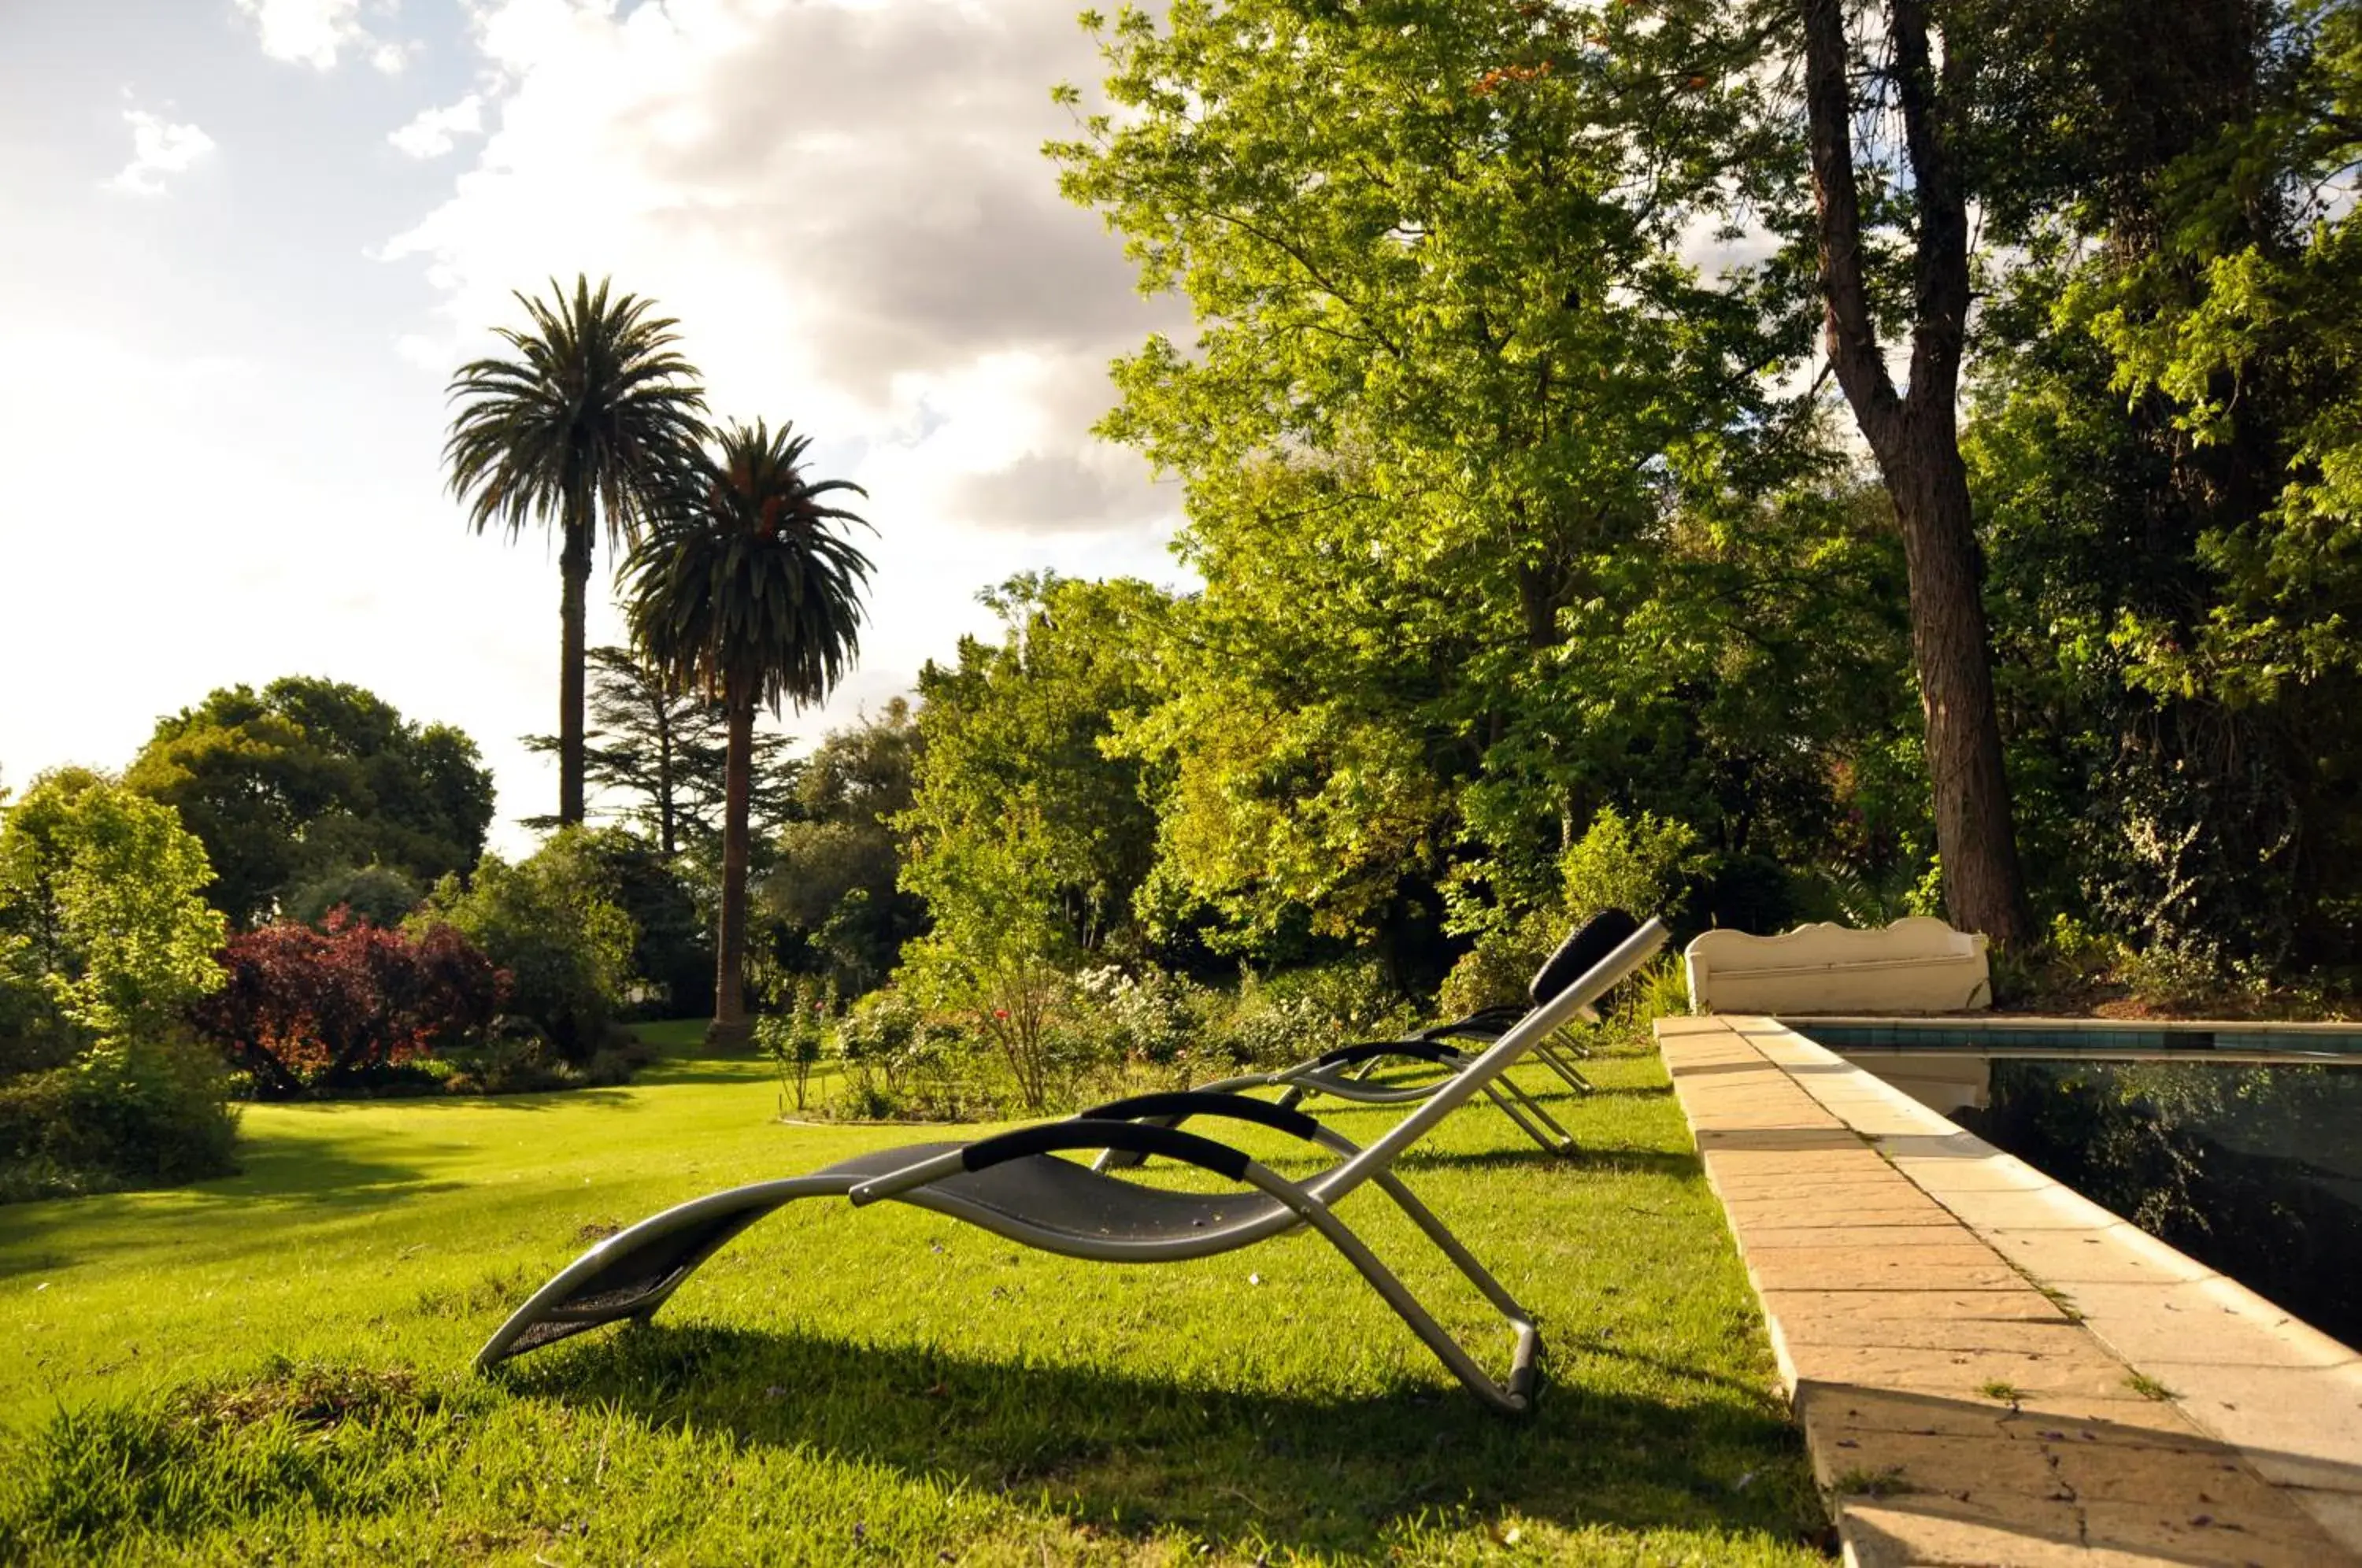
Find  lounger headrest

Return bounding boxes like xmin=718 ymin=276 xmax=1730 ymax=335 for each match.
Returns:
xmin=1528 ymin=908 xmax=1642 ymax=1008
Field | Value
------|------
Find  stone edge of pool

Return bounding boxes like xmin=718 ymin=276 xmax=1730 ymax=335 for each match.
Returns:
xmin=1656 ymin=1012 xmax=2362 ymax=1568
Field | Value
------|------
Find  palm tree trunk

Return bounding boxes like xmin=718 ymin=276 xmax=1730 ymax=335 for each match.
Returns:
xmin=558 ymin=523 xmax=593 ymax=828
xmin=710 ymin=689 xmax=756 ymax=1047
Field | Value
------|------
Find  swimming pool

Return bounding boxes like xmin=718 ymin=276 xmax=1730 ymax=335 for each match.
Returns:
xmin=1787 ymin=1020 xmax=2362 ymax=1346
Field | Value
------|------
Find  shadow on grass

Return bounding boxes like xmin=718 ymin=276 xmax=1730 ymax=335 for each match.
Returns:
xmin=506 ymin=1322 xmax=1825 ymax=1558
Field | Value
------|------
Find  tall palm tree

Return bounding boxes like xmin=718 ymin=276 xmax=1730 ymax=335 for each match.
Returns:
xmin=624 ymin=420 xmax=874 ymax=1044
xmin=443 ymin=276 xmax=709 ymax=828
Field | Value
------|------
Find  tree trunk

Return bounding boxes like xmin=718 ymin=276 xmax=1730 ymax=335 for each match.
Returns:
xmin=655 ymin=706 xmax=678 ymax=858
xmin=1888 ymin=424 xmax=2032 ymax=940
xmin=1798 ymin=0 xmax=2034 ymax=942
xmin=709 ymin=689 xmax=755 ymax=1048
xmin=557 ymin=524 xmax=592 ymax=828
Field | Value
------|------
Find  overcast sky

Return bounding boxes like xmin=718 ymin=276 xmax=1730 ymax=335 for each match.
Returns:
xmin=0 ymin=0 xmax=1190 ymax=852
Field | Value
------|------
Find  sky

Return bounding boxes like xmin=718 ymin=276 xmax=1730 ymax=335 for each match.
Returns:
xmin=0 ymin=0 xmax=1194 ymax=852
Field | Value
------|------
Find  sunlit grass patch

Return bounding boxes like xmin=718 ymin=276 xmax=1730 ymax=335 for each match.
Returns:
xmin=0 ymin=1026 xmax=1827 ymax=1563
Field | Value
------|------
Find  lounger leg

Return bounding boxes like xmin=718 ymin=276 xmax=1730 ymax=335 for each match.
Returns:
xmin=475 ymin=1175 xmax=851 ymax=1372
xmin=1533 ymin=1041 xmax=1594 ymax=1095
xmin=1483 ymin=1078 xmax=1577 ymax=1155
xmin=1279 ymin=1193 xmax=1542 ymax=1415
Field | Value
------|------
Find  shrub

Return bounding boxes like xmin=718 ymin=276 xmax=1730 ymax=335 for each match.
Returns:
xmin=191 ymin=915 xmax=508 ymax=1098
xmin=757 ymin=977 xmax=831 ymax=1115
xmin=415 ymin=830 xmax=635 ymax=1062
xmin=825 ymin=987 xmax=994 ymax=1120
xmin=281 ymin=864 xmax=424 ymax=930
xmin=0 ymin=1044 xmax=239 ymax=1202
xmin=896 ymin=934 xmax=1075 ymax=1111
xmin=1075 ymin=963 xmax=1211 ymax=1065
xmin=1442 ymin=808 xmax=1703 ymax=1017
xmin=1557 ymin=807 xmax=1704 ymax=926
xmin=0 ymin=770 xmax=228 ymax=1045
xmin=0 ymin=772 xmax=239 ymax=1200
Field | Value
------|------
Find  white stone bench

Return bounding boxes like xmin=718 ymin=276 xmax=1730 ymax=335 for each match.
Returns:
xmin=1683 ymin=915 xmax=1991 ymax=1015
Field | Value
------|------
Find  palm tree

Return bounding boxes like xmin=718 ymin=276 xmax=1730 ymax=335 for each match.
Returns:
xmin=623 ymin=420 xmax=874 ymax=1044
xmin=443 ymin=276 xmax=708 ymax=828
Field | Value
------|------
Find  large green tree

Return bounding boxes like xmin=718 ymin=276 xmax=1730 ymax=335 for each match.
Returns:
xmin=443 ymin=275 xmax=709 ymax=829
xmin=1782 ymin=0 xmax=2038 ymax=941
xmin=0 ymin=769 xmax=227 ymax=1051
xmin=124 ymin=677 xmax=495 ymax=926
xmin=624 ymin=420 xmax=874 ymax=1044
xmin=1960 ymin=0 xmax=2362 ymax=960
xmin=899 ymin=574 xmax=1164 ymax=958
xmin=1054 ymin=0 xmax=1905 ymax=956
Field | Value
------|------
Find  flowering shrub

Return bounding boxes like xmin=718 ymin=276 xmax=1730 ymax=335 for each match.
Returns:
xmin=1075 ymin=963 xmax=1210 ymax=1064
xmin=191 ymin=912 xmax=507 ymax=1097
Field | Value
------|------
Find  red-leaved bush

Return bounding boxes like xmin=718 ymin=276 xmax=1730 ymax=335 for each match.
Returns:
xmin=190 ymin=911 xmax=508 ymax=1096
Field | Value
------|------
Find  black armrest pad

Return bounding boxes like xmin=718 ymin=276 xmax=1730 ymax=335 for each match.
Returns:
xmin=1079 ymin=1090 xmax=1323 ymax=1142
xmin=1529 ymin=908 xmax=1641 ymax=1006
xmin=960 ymin=1119 xmax=1253 ymax=1182
xmin=1312 ymin=1038 xmax=1463 ymax=1070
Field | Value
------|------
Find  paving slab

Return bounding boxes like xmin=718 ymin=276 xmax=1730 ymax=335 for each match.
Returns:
xmin=1659 ymin=1015 xmax=2362 ymax=1566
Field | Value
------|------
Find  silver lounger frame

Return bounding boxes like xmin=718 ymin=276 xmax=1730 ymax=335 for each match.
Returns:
xmin=475 ymin=918 xmax=1668 ymax=1415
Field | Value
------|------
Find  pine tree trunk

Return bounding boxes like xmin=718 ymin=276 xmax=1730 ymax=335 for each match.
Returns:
xmin=656 ymin=710 xmax=677 ymax=859
xmin=557 ymin=524 xmax=592 ymax=829
xmin=709 ymin=690 xmax=755 ymax=1048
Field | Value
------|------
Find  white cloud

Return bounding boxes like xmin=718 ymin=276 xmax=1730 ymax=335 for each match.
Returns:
xmin=106 ymin=109 xmax=217 ymax=196
xmin=235 ymin=0 xmax=398 ymax=72
xmin=384 ymin=0 xmax=1187 ymax=531
xmin=389 ymin=94 xmax=485 ymax=158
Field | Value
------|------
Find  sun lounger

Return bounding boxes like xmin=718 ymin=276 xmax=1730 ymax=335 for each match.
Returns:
xmin=474 ymin=915 xmax=1668 ymax=1413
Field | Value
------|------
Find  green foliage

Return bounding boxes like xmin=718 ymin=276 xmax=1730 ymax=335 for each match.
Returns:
xmin=0 ymin=771 xmax=228 ymax=1046
xmin=0 ymin=1044 xmax=238 ymax=1203
xmin=0 ymin=774 xmax=237 ymax=1199
xmin=443 ymin=276 xmax=709 ymax=556
xmin=624 ymin=420 xmax=874 ymax=723
xmin=572 ymin=829 xmax=712 ymax=1018
xmin=1557 ymin=808 xmax=1706 ymax=929
xmin=416 ymin=830 xmax=636 ymax=1061
xmin=623 ymin=416 xmax=876 ymax=1037
xmin=762 ymin=701 xmax=925 ymax=994
xmin=124 ymin=678 xmax=494 ymax=927
xmin=1053 ymin=3 xmax=1911 ymax=960
xmin=900 ymin=575 xmax=1162 ymax=959
xmin=756 ymin=975 xmax=831 ymax=1115
xmin=1439 ymin=808 xmax=1700 ymax=1016
xmin=280 ymin=864 xmax=424 ymax=930
xmin=521 ymin=645 xmax=802 ymax=852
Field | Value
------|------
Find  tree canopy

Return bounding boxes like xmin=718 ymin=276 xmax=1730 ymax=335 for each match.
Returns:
xmin=124 ymin=677 xmax=494 ymax=927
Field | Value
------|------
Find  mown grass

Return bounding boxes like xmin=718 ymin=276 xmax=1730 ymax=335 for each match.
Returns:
xmin=0 ymin=1023 xmax=1827 ymax=1564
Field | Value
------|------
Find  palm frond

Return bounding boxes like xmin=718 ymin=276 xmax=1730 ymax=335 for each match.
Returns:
xmin=442 ymin=272 xmax=710 ymax=553
xmin=621 ymin=419 xmax=876 ymax=717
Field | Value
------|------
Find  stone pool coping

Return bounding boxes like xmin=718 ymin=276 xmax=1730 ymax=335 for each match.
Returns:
xmin=1657 ymin=1013 xmax=2362 ymax=1566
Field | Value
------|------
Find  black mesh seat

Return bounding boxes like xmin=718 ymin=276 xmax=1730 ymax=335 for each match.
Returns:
xmin=820 ymin=1141 xmax=1291 ymax=1243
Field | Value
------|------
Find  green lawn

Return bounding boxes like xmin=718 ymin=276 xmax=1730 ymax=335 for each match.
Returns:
xmin=0 ymin=1025 xmax=1826 ymax=1565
